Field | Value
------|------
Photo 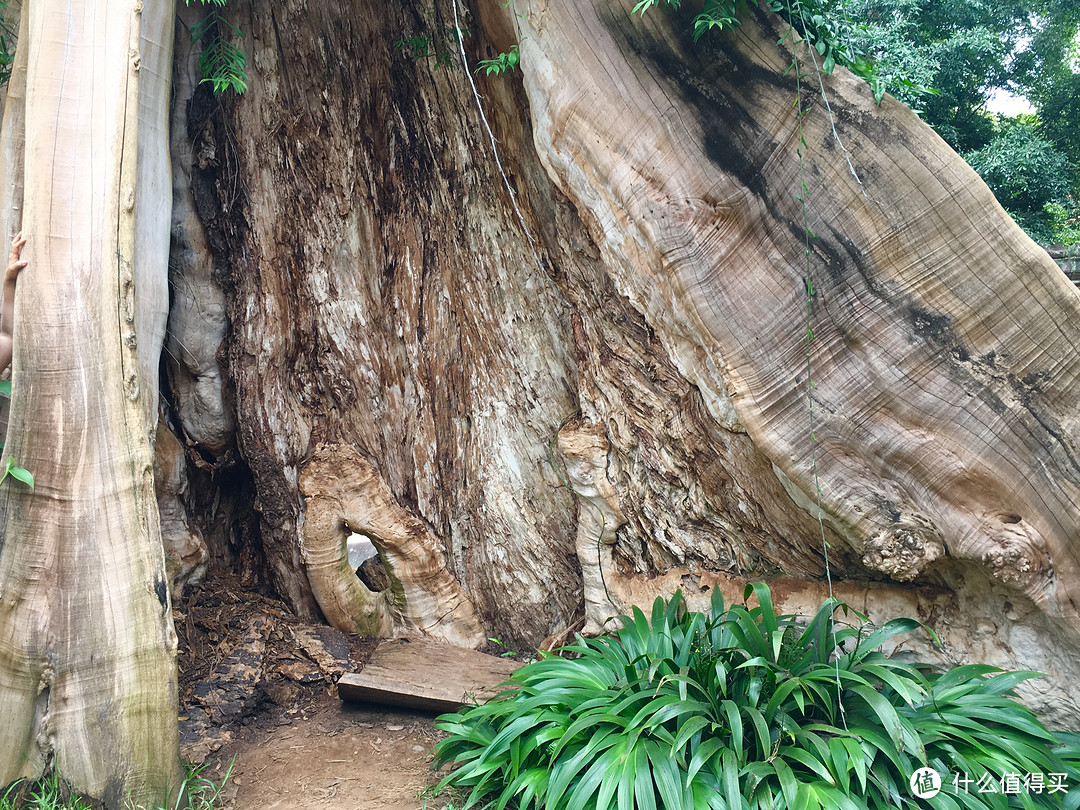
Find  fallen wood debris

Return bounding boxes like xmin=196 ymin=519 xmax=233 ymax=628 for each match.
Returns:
xmin=337 ymin=636 xmax=522 ymax=713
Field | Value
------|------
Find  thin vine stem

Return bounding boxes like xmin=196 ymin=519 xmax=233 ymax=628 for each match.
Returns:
xmin=447 ymin=0 xmax=608 ymax=610
xmin=790 ymin=0 xmax=872 ymax=201
xmin=447 ymin=0 xmax=570 ymax=310
xmin=785 ymin=0 xmax=847 ymax=729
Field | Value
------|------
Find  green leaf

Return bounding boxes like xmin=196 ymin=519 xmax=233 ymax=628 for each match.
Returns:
xmin=720 ymin=699 xmax=743 ymax=758
xmin=648 ymin=740 xmax=690 ymax=810
xmin=744 ymin=582 xmax=780 ymax=638
xmin=686 ymin=737 xmax=725 ymax=788
xmin=845 ymin=618 xmax=925 ymax=665
xmin=634 ymin=745 xmax=658 ymax=810
xmin=773 ymin=757 xmax=799 ymax=807
xmin=721 ymin=749 xmax=741 ymax=810
xmin=781 ymin=746 xmax=835 ymax=784
xmin=8 ymin=464 xmax=33 ymax=488
xmin=743 ymin=705 xmax=771 ymax=760
xmin=566 ymin=744 xmax=623 ymax=810
xmin=617 ymin=749 xmax=636 ymax=810
xmin=590 ymin=741 xmax=628 ymax=810
xmin=839 ymin=736 xmax=867 ymax=793
xmin=671 ymin=715 xmax=713 ymax=757
xmin=848 ymin=681 xmax=908 ymax=748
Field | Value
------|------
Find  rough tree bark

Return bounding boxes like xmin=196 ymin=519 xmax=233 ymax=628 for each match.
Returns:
xmin=0 ymin=0 xmax=181 ymax=803
xmin=157 ymin=0 xmax=1080 ymax=728
xmin=180 ymin=0 xmax=582 ymax=647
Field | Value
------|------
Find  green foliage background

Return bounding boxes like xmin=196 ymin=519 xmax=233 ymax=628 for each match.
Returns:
xmin=845 ymin=0 xmax=1080 ymax=244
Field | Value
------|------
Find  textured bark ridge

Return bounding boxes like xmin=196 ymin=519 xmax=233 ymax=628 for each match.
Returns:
xmin=170 ymin=0 xmax=1080 ymax=723
xmin=299 ymin=443 xmax=484 ymax=646
xmin=155 ymin=417 xmax=209 ymax=597
xmin=158 ymin=2 xmax=264 ymax=601
xmin=191 ymin=0 xmax=582 ymax=646
xmin=166 ymin=2 xmax=235 ymax=459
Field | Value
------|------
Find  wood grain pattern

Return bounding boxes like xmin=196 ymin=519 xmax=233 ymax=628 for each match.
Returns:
xmin=171 ymin=0 xmax=1080 ymax=726
xmin=0 ymin=0 xmax=182 ymax=802
xmin=338 ymin=636 xmax=520 ymax=713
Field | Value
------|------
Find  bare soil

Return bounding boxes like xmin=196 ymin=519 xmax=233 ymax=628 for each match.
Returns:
xmin=204 ymin=694 xmax=449 ymax=810
xmin=176 ymin=574 xmax=452 ymax=810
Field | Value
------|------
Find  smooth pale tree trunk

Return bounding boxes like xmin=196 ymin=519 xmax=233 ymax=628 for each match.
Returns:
xmin=0 ymin=0 xmax=180 ymax=804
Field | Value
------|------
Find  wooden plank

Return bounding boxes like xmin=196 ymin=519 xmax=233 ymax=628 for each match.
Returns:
xmin=338 ymin=636 xmax=521 ymax=713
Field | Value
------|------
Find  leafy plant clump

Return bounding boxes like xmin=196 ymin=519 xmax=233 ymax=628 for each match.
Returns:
xmin=0 ymin=771 xmax=93 ymax=810
xmin=168 ymin=757 xmax=235 ymax=810
xmin=0 ymin=758 xmax=233 ymax=810
xmin=633 ymin=0 xmax=924 ymax=104
xmin=185 ymin=0 xmax=248 ymax=96
xmin=476 ymin=45 xmax=520 ymax=76
xmin=0 ymin=379 xmax=32 ymax=488
xmin=431 ymin=583 xmax=1080 ymax=810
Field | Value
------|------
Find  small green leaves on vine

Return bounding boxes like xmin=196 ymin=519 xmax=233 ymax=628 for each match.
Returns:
xmin=692 ymin=0 xmax=745 ymax=41
xmin=1 ymin=456 xmax=32 ymax=488
xmin=394 ymin=24 xmax=465 ymax=71
xmin=185 ymin=0 xmax=248 ymax=96
xmin=632 ymin=0 xmax=744 ymax=41
xmin=0 ymin=382 xmax=31 ymax=488
xmin=395 ymin=35 xmax=433 ymax=59
xmin=487 ymin=638 xmax=518 ymax=658
xmin=633 ymin=0 xmax=929 ymax=104
xmin=475 ymin=45 xmax=519 ymax=75
xmin=770 ymin=0 xmax=885 ymax=100
xmin=632 ymin=0 xmax=681 ymax=14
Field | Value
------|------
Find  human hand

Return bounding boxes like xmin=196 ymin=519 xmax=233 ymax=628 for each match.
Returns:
xmin=6 ymin=231 xmax=26 ymax=282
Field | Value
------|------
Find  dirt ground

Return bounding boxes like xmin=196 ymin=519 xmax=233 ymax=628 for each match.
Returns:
xmin=203 ymin=695 xmax=450 ymax=810
xmin=176 ymin=575 xmax=454 ymax=810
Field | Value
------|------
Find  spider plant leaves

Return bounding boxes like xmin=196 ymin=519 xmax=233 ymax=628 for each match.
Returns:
xmin=846 ymin=681 xmax=915 ymax=752
xmin=720 ymin=748 xmax=742 ymax=810
xmin=772 ymin=755 xmax=801 ymax=806
xmin=431 ymin=584 xmax=1079 ymax=810
xmin=719 ymin=699 xmax=743 ymax=754
xmin=632 ymin=745 xmax=657 ymax=810
xmin=685 ymin=736 xmax=726 ymax=787
xmin=743 ymin=704 xmax=772 ymax=760
xmin=496 ymin=767 xmax=547 ymax=810
xmin=648 ymin=738 xmax=692 ymax=810
xmin=546 ymin=732 xmax=620 ymax=808
xmin=934 ymin=663 xmax=1006 ymax=690
xmin=744 ymin=581 xmax=780 ymax=637
xmin=844 ymin=617 xmax=924 ymax=664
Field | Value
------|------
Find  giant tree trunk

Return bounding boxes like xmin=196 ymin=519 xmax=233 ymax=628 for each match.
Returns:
xmin=0 ymin=0 xmax=181 ymax=803
xmin=164 ymin=0 xmax=1080 ymax=728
